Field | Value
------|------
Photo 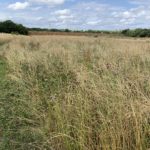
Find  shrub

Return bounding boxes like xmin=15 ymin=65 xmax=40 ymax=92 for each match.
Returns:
xmin=0 ymin=20 xmax=28 ymax=35
xmin=122 ymin=28 xmax=150 ymax=37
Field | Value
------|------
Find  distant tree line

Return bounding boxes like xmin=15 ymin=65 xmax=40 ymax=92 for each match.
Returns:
xmin=121 ymin=29 xmax=150 ymax=37
xmin=30 ymin=27 xmax=150 ymax=38
xmin=1 ymin=20 xmax=150 ymax=37
xmin=0 ymin=20 xmax=28 ymax=35
xmin=28 ymin=27 xmax=119 ymax=34
xmin=28 ymin=27 xmax=72 ymax=32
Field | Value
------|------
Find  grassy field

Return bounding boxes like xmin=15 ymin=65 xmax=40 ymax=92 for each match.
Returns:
xmin=0 ymin=34 xmax=150 ymax=150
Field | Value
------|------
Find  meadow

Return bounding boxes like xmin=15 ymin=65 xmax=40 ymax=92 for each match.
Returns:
xmin=0 ymin=33 xmax=150 ymax=150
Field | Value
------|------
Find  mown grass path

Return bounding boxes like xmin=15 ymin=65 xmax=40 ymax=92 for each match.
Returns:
xmin=0 ymin=58 xmax=23 ymax=149
xmin=0 ymin=58 xmax=7 ymax=148
xmin=0 ymin=57 xmax=42 ymax=150
xmin=0 ymin=58 xmax=7 ymax=105
xmin=0 ymin=58 xmax=6 ymax=79
xmin=0 ymin=58 xmax=18 ymax=149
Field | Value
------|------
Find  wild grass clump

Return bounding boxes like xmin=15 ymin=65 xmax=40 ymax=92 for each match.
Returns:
xmin=0 ymin=34 xmax=150 ymax=150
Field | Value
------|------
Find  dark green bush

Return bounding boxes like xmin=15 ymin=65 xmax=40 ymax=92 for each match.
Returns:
xmin=122 ymin=28 xmax=150 ymax=37
xmin=0 ymin=20 xmax=28 ymax=35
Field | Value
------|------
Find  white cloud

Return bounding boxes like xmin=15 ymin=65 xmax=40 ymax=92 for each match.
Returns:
xmin=31 ymin=6 xmax=42 ymax=11
xmin=129 ymin=0 xmax=150 ymax=5
xmin=58 ymin=15 xmax=73 ymax=20
xmin=8 ymin=2 xmax=29 ymax=10
xmin=3 ymin=0 xmax=150 ymax=29
xmin=110 ymin=4 xmax=150 ymax=29
xmin=87 ymin=20 xmax=101 ymax=25
xmin=120 ymin=18 xmax=135 ymax=25
xmin=29 ymin=0 xmax=65 ymax=5
xmin=35 ymin=17 xmax=44 ymax=21
xmin=54 ymin=9 xmax=70 ymax=15
xmin=122 ymin=11 xmax=132 ymax=18
xmin=53 ymin=9 xmax=74 ymax=23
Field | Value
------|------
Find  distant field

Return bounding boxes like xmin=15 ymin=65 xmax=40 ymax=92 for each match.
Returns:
xmin=29 ymin=31 xmax=118 ymax=37
xmin=0 ymin=34 xmax=150 ymax=150
xmin=29 ymin=31 xmax=104 ymax=36
xmin=29 ymin=31 xmax=93 ymax=36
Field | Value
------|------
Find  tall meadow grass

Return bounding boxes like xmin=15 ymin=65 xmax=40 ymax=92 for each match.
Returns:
xmin=1 ymin=34 xmax=150 ymax=150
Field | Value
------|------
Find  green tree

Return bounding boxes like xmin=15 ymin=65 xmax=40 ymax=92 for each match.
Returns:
xmin=0 ymin=20 xmax=28 ymax=35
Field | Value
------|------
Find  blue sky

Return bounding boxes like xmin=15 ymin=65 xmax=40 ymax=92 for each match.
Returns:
xmin=0 ymin=0 xmax=150 ymax=30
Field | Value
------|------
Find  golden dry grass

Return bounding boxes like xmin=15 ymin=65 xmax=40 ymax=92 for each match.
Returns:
xmin=0 ymin=34 xmax=150 ymax=150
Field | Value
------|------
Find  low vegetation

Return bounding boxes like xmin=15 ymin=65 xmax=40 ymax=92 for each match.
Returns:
xmin=0 ymin=34 xmax=150 ymax=150
xmin=29 ymin=25 xmax=150 ymax=37
xmin=122 ymin=28 xmax=150 ymax=37
xmin=1 ymin=20 xmax=150 ymax=38
xmin=0 ymin=20 xmax=28 ymax=35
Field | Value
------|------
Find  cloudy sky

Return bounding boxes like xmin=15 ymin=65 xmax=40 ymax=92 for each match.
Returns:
xmin=0 ymin=0 xmax=150 ymax=30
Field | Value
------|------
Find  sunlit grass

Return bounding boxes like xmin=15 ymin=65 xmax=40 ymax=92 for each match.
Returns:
xmin=0 ymin=34 xmax=150 ymax=150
